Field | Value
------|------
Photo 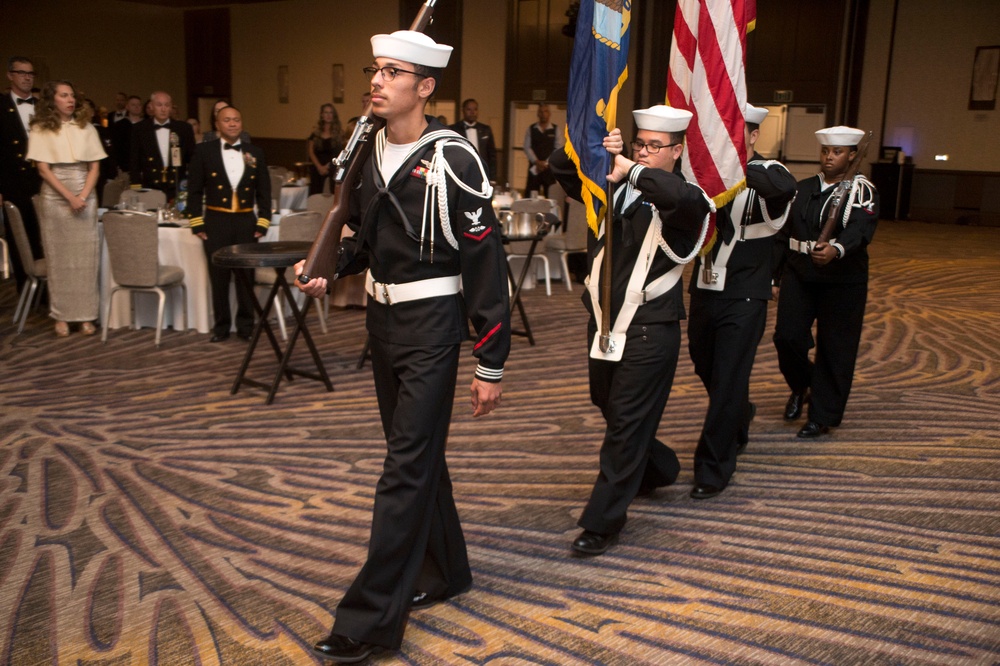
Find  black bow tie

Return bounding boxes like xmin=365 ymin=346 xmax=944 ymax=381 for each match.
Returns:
xmin=155 ymin=124 xmax=170 ymax=130
xmin=16 ymin=97 xmax=35 ymax=105
xmin=224 ymin=143 xmax=243 ymax=151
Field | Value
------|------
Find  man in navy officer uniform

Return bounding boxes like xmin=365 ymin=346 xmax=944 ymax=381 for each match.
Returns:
xmin=129 ymin=91 xmax=194 ymax=200
xmin=773 ymin=126 xmax=879 ymax=438
xmin=687 ymin=104 xmax=797 ymax=499
xmin=187 ymin=105 xmax=271 ymax=341
xmin=0 ymin=56 xmax=43 ymax=291
xmin=296 ymin=29 xmax=509 ymax=663
xmin=551 ymin=105 xmax=713 ymax=556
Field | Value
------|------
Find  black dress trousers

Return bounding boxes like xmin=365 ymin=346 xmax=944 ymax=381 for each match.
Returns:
xmin=580 ymin=321 xmax=682 ymax=536
xmin=687 ymin=296 xmax=767 ymax=487
xmin=333 ymin=335 xmax=471 ymax=650
xmin=203 ymin=211 xmax=258 ymax=336
xmin=773 ymin=271 xmax=868 ymax=427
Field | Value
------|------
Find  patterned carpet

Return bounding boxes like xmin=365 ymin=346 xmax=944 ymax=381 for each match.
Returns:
xmin=1 ymin=221 xmax=998 ymax=665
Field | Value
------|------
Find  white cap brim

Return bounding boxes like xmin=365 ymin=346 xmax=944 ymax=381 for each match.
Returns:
xmin=371 ymin=30 xmax=452 ymax=69
xmin=632 ymin=105 xmax=693 ymax=133
xmin=815 ymin=126 xmax=865 ymax=146
xmin=745 ymin=104 xmax=768 ymax=125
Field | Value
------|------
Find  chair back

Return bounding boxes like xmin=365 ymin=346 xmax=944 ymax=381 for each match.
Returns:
xmin=102 ymin=178 xmax=126 ymax=208
xmin=306 ymin=193 xmax=333 ymax=218
xmin=278 ymin=211 xmax=323 ymax=242
xmin=562 ymin=197 xmax=591 ymax=250
xmin=268 ymin=165 xmax=290 ymax=181
xmin=119 ymin=188 xmax=167 ymax=211
xmin=4 ymin=200 xmax=41 ymax=277
xmin=547 ymin=181 xmax=567 ymax=223
xmin=103 ymin=211 xmax=160 ymax=287
xmin=270 ymin=174 xmax=285 ymax=202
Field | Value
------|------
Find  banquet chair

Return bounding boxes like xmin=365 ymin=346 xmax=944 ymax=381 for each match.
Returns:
xmin=119 ymin=188 xmax=167 ymax=211
xmin=255 ymin=210 xmax=327 ymax=340
xmin=506 ymin=198 xmax=554 ymax=296
xmin=102 ymin=210 xmax=186 ymax=347
xmin=4 ymin=200 xmax=47 ymax=334
xmin=270 ymin=174 xmax=286 ymax=204
xmin=545 ymin=197 xmax=590 ymax=291
xmin=306 ymin=193 xmax=333 ymax=218
xmin=268 ymin=165 xmax=290 ymax=182
xmin=102 ymin=177 xmax=127 ymax=208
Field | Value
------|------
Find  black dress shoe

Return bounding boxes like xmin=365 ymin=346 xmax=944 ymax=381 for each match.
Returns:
xmin=571 ymin=530 xmax=618 ymax=555
xmin=412 ymin=582 xmax=470 ymax=611
xmin=797 ymin=421 xmax=830 ymax=438
xmin=783 ymin=391 xmax=809 ymax=421
xmin=312 ymin=633 xmax=377 ymax=663
xmin=236 ymin=331 xmax=252 ymax=341
xmin=635 ymin=483 xmax=656 ymax=498
xmin=690 ymin=483 xmax=725 ymax=500
xmin=209 ymin=333 xmax=230 ymax=343
xmin=411 ymin=590 xmax=442 ymax=610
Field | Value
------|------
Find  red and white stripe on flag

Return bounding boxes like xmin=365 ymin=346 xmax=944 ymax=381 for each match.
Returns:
xmin=667 ymin=0 xmax=755 ymax=210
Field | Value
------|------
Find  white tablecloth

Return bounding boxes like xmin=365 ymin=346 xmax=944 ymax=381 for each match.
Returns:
xmin=279 ymin=185 xmax=308 ymax=211
xmin=100 ymin=224 xmax=281 ymax=334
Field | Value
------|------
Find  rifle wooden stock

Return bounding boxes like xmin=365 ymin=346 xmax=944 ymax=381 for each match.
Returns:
xmin=299 ymin=0 xmax=439 ymax=283
xmin=817 ymin=131 xmax=872 ymax=244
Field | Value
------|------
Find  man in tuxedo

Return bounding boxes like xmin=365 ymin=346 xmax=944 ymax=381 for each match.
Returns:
xmin=0 ymin=56 xmax=43 ymax=291
xmin=187 ymin=105 xmax=271 ymax=342
xmin=450 ymin=98 xmax=497 ymax=181
xmin=129 ymin=91 xmax=194 ymax=200
xmin=110 ymin=95 xmax=144 ymax=170
xmin=106 ymin=92 xmax=128 ymax=126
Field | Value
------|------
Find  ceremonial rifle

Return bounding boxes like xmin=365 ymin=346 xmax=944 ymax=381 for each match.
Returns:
xmin=298 ymin=0 xmax=439 ymax=283
xmin=816 ymin=131 xmax=872 ymax=246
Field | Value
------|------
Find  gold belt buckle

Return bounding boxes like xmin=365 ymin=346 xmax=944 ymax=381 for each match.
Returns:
xmin=381 ymin=283 xmax=392 ymax=305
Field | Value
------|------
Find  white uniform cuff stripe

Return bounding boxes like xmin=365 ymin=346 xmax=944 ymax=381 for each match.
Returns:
xmin=628 ymin=164 xmax=646 ymax=187
xmin=476 ymin=365 xmax=503 ymax=381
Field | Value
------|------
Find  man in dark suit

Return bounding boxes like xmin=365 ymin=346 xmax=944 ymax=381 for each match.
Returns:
xmin=129 ymin=91 xmax=194 ymax=200
xmin=449 ymin=98 xmax=497 ymax=181
xmin=187 ymin=105 xmax=271 ymax=342
xmin=0 ymin=56 xmax=43 ymax=291
xmin=110 ymin=95 xmax=144 ymax=172
xmin=106 ymin=92 xmax=128 ymax=126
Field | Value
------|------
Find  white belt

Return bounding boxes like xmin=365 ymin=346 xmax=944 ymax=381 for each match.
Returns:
xmin=365 ymin=270 xmax=461 ymax=305
xmin=789 ymin=237 xmax=836 ymax=254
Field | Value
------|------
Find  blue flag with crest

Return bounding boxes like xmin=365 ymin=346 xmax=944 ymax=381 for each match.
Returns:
xmin=565 ymin=0 xmax=632 ymax=235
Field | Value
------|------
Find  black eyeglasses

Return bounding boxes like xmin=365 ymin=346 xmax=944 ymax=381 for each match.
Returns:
xmin=9 ymin=70 xmax=35 ymax=77
xmin=630 ymin=140 xmax=680 ymax=154
xmin=363 ymin=66 xmax=426 ymax=82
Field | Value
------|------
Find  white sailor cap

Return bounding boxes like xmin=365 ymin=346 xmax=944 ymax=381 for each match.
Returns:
xmin=745 ymin=104 xmax=768 ymax=125
xmin=632 ymin=105 xmax=693 ymax=133
xmin=815 ymin=126 xmax=865 ymax=147
xmin=371 ymin=30 xmax=453 ymax=69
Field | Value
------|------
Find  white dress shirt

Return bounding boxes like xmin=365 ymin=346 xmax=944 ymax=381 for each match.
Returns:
xmin=153 ymin=122 xmax=171 ymax=166
xmin=220 ymin=141 xmax=246 ymax=189
xmin=11 ymin=92 xmax=34 ymax=134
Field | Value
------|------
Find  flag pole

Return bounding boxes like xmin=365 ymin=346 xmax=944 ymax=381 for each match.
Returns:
xmin=598 ymin=161 xmax=614 ymax=353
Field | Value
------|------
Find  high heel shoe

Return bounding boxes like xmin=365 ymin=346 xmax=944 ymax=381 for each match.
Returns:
xmin=54 ymin=321 xmax=70 ymax=337
xmin=80 ymin=322 xmax=97 ymax=336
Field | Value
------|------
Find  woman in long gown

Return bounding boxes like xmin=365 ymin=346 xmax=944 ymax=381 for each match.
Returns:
xmin=306 ymin=103 xmax=343 ymax=196
xmin=26 ymin=80 xmax=106 ymax=337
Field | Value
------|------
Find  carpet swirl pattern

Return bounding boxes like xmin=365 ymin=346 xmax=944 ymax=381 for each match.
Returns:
xmin=1 ymin=222 xmax=998 ymax=665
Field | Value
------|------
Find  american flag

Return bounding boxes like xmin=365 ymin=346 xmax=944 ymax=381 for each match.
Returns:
xmin=667 ymin=0 xmax=756 ymax=219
